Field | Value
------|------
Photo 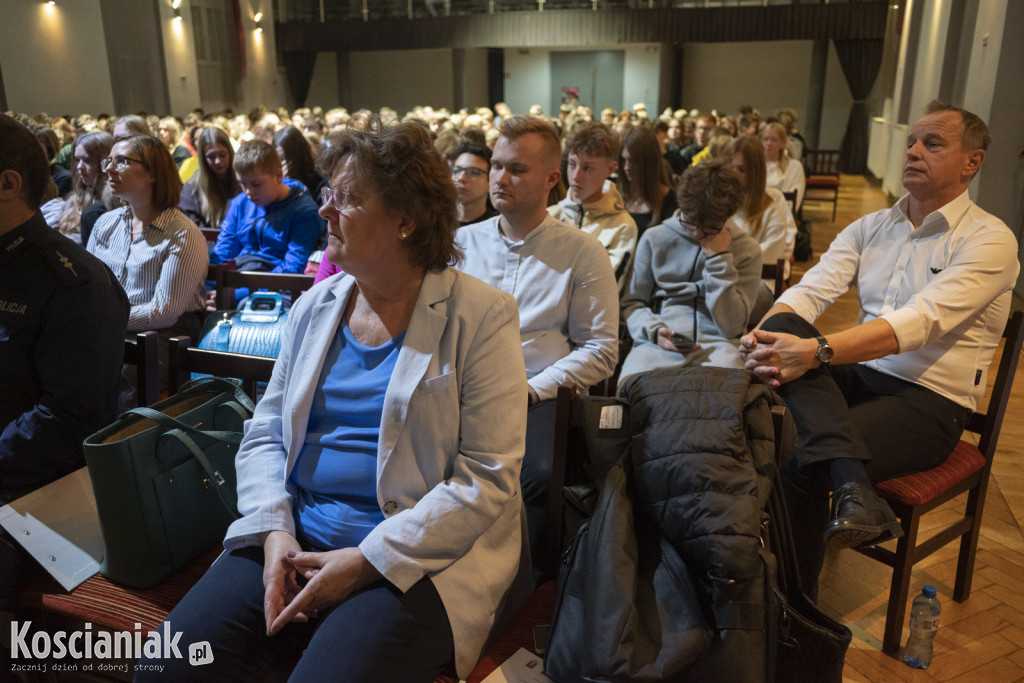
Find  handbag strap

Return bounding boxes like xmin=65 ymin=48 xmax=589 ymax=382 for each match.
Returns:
xmin=176 ymin=376 xmax=256 ymax=413
xmin=126 ymin=406 xmax=245 ymax=444
xmin=163 ymin=428 xmax=241 ymax=520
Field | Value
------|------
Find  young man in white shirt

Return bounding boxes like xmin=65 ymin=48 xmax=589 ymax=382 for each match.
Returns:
xmin=741 ymin=102 xmax=1020 ymax=598
xmin=457 ymin=116 xmax=618 ymax=570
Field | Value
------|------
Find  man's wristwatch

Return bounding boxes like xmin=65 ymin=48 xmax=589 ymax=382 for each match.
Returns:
xmin=815 ymin=335 xmax=834 ymax=366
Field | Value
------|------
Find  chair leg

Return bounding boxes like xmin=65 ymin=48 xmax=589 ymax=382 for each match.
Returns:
xmin=882 ymin=508 xmax=919 ymax=656
xmin=954 ymin=478 xmax=991 ymax=602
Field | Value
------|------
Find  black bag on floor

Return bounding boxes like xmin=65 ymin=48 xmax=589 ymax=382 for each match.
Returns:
xmin=768 ymin=467 xmax=853 ymax=683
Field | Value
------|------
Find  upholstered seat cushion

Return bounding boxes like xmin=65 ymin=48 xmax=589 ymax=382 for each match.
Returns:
xmin=16 ymin=545 xmax=221 ymax=633
xmin=875 ymin=440 xmax=986 ymax=506
xmin=806 ymin=176 xmax=840 ymax=187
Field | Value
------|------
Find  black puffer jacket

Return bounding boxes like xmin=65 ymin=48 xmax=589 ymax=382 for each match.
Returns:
xmin=621 ymin=366 xmax=794 ymax=682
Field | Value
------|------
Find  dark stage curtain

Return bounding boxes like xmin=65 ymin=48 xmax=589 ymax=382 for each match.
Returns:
xmin=283 ymin=52 xmax=318 ymax=108
xmin=834 ymin=39 xmax=884 ymax=174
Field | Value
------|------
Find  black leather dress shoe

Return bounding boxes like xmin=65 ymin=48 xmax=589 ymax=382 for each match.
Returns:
xmin=824 ymin=482 xmax=904 ymax=549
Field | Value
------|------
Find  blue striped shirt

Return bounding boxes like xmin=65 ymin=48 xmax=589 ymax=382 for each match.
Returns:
xmin=87 ymin=206 xmax=208 ymax=331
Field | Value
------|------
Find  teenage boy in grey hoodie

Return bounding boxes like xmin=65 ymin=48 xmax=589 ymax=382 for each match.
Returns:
xmin=619 ymin=159 xmax=762 ymax=389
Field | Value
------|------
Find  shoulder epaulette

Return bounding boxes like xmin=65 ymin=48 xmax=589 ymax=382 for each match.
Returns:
xmin=43 ymin=245 xmax=94 ymax=287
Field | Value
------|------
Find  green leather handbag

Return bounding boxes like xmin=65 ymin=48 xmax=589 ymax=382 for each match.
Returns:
xmin=83 ymin=377 xmax=254 ymax=588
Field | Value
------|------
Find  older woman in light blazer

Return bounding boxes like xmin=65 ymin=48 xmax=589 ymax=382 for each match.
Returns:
xmin=137 ymin=119 xmax=528 ymax=683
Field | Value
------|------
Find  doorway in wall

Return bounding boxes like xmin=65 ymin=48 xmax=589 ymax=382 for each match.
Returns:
xmin=550 ymin=50 xmax=625 ymax=115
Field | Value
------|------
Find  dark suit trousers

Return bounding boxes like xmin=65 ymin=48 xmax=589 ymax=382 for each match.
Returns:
xmin=761 ymin=313 xmax=968 ymax=597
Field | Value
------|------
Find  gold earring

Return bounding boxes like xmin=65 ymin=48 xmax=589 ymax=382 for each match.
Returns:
xmin=400 ymin=231 xmax=408 ymax=239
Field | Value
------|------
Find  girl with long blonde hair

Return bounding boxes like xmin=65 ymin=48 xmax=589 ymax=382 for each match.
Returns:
xmin=58 ymin=131 xmax=116 ymax=245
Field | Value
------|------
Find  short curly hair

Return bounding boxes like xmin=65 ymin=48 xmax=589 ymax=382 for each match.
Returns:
xmin=566 ymin=121 xmax=620 ymax=160
xmin=318 ymin=116 xmax=461 ymax=271
xmin=676 ymin=158 xmax=743 ymax=228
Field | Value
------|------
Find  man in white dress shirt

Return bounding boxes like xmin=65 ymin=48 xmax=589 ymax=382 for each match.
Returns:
xmin=741 ymin=101 xmax=1020 ymax=598
xmin=456 ymin=115 xmax=618 ymax=570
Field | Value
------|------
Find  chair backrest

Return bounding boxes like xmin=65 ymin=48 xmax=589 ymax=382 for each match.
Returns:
xmin=167 ymin=336 xmax=277 ymax=402
xmin=805 ymin=149 xmax=841 ymax=177
xmin=199 ymin=227 xmax=220 ymax=244
xmin=761 ymin=258 xmax=786 ymax=300
xmin=781 ymin=189 xmax=798 ymax=217
xmin=968 ymin=310 xmax=1024 ymax=461
xmin=215 ymin=268 xmax=315 ymax=310
xmin=123 ymin=331 xmax=160 ymax=406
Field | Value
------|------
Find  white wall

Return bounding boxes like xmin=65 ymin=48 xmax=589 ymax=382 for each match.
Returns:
xmin=504 ymin=48 xmax=552 ymax=115
xmin=622 ymin=44 xmax=661 ymax=113
xmin=236 ymin=0 xmax=287 ymax=115
xmin=160 ymin=2 xmax=202 ymax=117
xmin=905 ymin=0 xmax=952 ymax=122
xmin=962 ymin=0 xmax=1009 ymax=146
xmin=463 ymin=48 xmax=491 ymax=110
xmin=348 ymin=49 xmax=457 ymax=113
xmin=1 ymin=0 xmax=116 ymax=115
xmin=503 ymin=45 xmax=662 ymax=117
xmin=679 ymin=39 xmax=854 ymax=149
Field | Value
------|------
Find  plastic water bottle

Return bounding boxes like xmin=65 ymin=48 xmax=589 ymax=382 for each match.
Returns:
xmin=902 ymin=585 xmax=941 ymax=669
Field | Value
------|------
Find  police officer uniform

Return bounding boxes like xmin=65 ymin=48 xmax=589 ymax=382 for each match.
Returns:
xmin=1 ymin=210 xmax=128 ymax=605
xmin=0 ymin=210 xmax=129 ymax=502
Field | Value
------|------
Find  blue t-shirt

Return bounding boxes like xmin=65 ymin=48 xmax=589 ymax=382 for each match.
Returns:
xmin=290 ymin=319 xmax=405 ymax=550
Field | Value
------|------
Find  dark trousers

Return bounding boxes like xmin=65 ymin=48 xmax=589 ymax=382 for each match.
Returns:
xmin=762 ymin=313 xmax=969 ymax=597
xmin=134 ymin=546 xmax=453 ymax=683
xmin=521 ymin=399 xmax=557 ymax=578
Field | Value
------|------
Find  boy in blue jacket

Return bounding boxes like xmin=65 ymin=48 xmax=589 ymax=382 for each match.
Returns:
xmin=209 ymin=140 xmax=322 ymax=274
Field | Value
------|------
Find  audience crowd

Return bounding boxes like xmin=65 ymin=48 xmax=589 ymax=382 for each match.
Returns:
xmin=2 ymin=98 xmax=842 ymax=679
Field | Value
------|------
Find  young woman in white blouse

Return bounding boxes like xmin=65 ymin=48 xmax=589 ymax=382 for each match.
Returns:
xmin=761 ymin=122 xmax=806 ymax=212
xmin=726 ymin=135 xmax=797 ymax=322
xmin=87 ymin=135 xmax=208 ymax=391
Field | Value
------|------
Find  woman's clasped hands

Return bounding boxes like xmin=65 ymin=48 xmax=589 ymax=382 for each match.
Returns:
xmin=262 ymin=530 xmax=381 ymax=637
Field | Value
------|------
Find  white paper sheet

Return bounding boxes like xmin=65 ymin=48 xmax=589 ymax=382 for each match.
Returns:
xmin=0 ymin=467 xmax=102 ymax=591
xmin=480 ymin=648 xmax=553 ymax=683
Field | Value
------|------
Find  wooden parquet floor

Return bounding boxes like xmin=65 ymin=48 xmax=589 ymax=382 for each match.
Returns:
xmin=796 ymin=178 xmax=1024 ymax=682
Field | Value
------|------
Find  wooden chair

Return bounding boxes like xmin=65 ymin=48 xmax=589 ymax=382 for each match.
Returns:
xmin=803 ymin=148 xmax=841 ymax=221
xmin=214 ymin=268 xmax=315 ymax=310
xmin=781 ymin=189 xmax=799 ymax=218
xmin=199 ymin=227 xmax=220 ymax=244
xmin=856 ymin=310 xmax=1024 ymax=655
xmin=168 ymin=336 xmax=277 ymax=402
xmin=123 ymin=331 xmax=160 ymax=407
xmin=762 ymin=257 xmax=786 ymax=301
